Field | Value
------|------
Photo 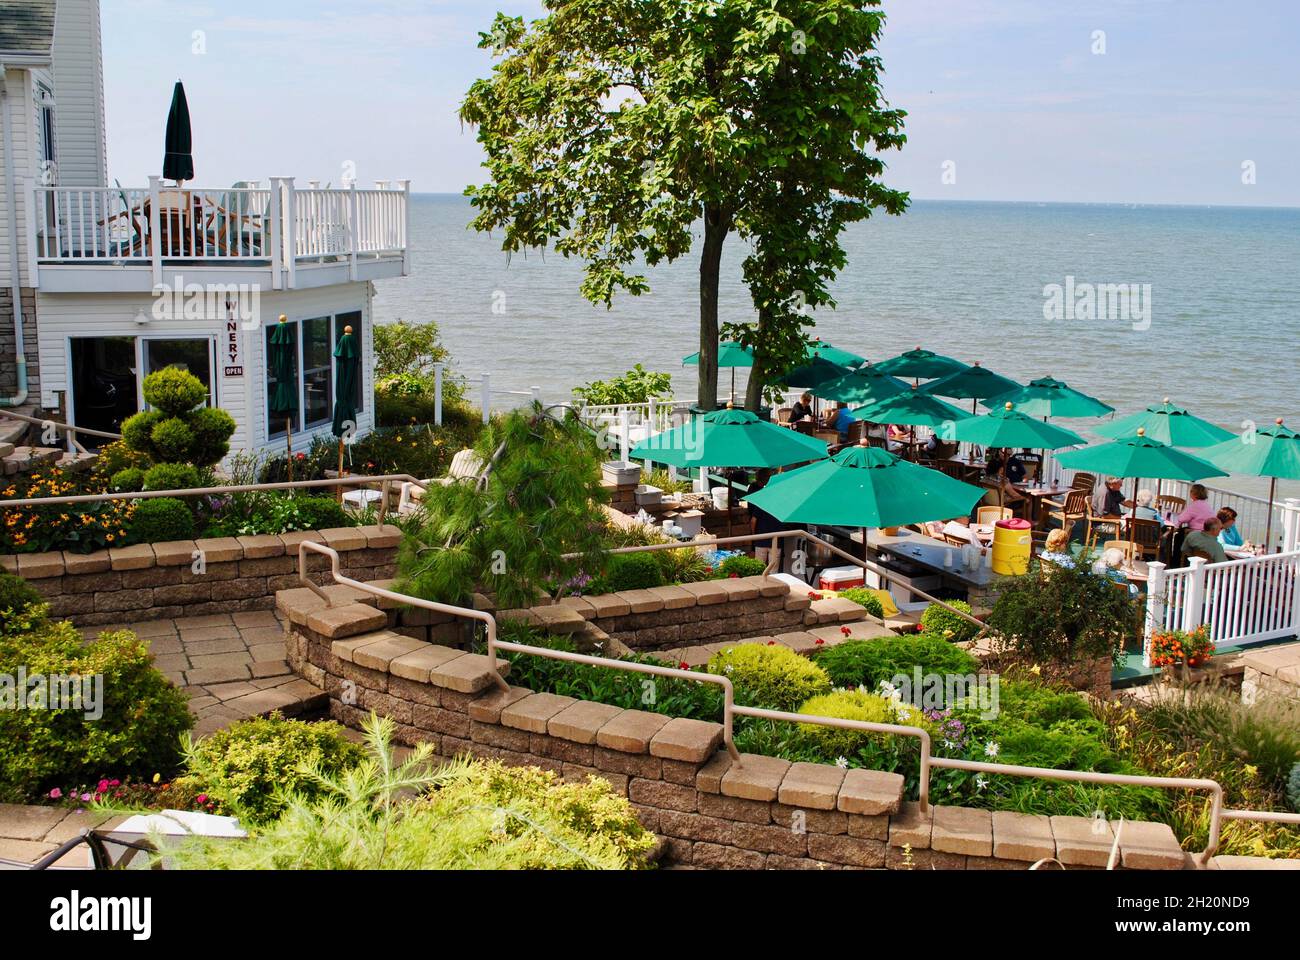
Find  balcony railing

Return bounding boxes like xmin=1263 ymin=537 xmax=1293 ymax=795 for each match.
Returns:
xmin=29 ymin=176 xmax=409 ymax=288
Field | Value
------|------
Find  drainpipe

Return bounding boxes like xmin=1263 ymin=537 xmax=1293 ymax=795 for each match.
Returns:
xmin=0 ymin=62 xmax=30 ymax=407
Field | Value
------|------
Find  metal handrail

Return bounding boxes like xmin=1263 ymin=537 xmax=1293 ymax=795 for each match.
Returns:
xmin=0 ymin=407 xmax=123 ymax=441
xmin=293 ymin=539 xmax=1300 ymax=866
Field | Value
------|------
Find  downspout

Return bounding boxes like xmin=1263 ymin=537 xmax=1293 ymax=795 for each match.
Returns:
xmin=0 ymin=61 xmax=30 ymax=407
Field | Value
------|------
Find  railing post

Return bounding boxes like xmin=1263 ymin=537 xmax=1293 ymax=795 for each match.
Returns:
xmin=348 ymin=180 xmax=359 ymax=282
xmin=481 ymin=374 xmax=491 ymax=425
xmin=530 ymin=385 xmax=541 ymax=407
xmin=147 ymin=175 xmax=163 ymax=287
xmin=1282 ymin=499 xmax=1300 ymax=554
xmin=1182 ymin=556 xmax=1207 ymax=632
xmin=398 ymin=179 xmax=411 ymax=277
xmin=23 ymin=178 xmax=38 ymax=277
xmin=1143 ymin=561 xmax=1167 ymax=668
xmin=433 ymin=362 xmax=444 ymax=426
xmin=282 ymin=177 xmax=297 ymax=289
xmin=268 ymin=176 xmax=283 ymax=290
xmin=619 ymin=405 xmax=630 ymax=462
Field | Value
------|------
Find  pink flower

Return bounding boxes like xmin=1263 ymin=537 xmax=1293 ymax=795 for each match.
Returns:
xmin=97 ymin=779 xmax=110 ymax=793
xmin=48 ymin=788 xmax=62 ymax=800
xmin=109 ymin=779 xmax=121 ymax=787
xmin=80 ymin=793 xmax=92 ymax=802
xmin=196 ymin=794 xmax=208 ymax=804
xmin=677 ymin=663 xmax=689 ymax=671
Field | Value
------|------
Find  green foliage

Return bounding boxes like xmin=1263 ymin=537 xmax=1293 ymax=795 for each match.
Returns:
xmin=373 ymin=319 xmax=469 ymax=426
xmin=142 ymin=462 xmax=201 ymax=492
xmin=920 ymin=599 xmax=981 ymax=644
xmin=128 ymin=497 xmax=195 ymax=543
xmin=188 ymin=407 xmax=238 ymax=466
xmin=110 ymin=467 xmax=145 ymax=492
xmin=1288 ymin=762 xmax=1300 ymax=814
xmin=91 ymin=440 xmax=151 ymax=483
xmin=793 ymin=689 xmax=935 ymax=761
xmin=598 ymin=523 xmax=712 ymax=586
xmin=161 ymin=714 xmax=655 ymax=870
xmin=180 ymin=714 xmax=366 ymax=825
xmin=836 ymin=587 xmax=884 ymax=619
xmin=142 ymin=366 xmax=207 ymax=415
xmin=120 ymin=409 xmax=162 ymax=453
xmin=601 ymin=552 xmax=665 ymax=592
xmin=0 ymin=467 xmax=135 ymax=554
xmin=201 ymin=495 xmax=353 ymax=538
xmin=0 ymin=620 xmax=193 ymax=802
xmin=150 ymin=417 xmax=195 ymax=461
xmin=0 ymin=569 xmax=42 ymax=626
xmin=653 ymin=545 xmax=714 ymax=585
xmin=397 ymin=405 xmax=609 ymax=610
xmin=713 ymin=554 xmax=767 ymax=579
xmin=260 ymin=420 xmax=485 ymax=485
xmin=645 ymin=468 xmax=693 ymax=496
xmin=812 ymin=635 xmax=979 ymax=690
xmin=461 ymin=0 xmax=907 ymax=410
xmin=121 ymin=369 xmax=234 ymax=467
xmin=574 ymin=364 xmax=672 ymax=406
xmin=707 ymin=643 xmax=831 ymax=712
xmin=986 ymin=561 xmax=1144 ymax=669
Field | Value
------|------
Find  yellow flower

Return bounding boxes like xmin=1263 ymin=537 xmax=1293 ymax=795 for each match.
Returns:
xmin=152 ymin=773 xmax=161 ymax=784
xmin=1244 ymin=764 xmax=1258 ymax=779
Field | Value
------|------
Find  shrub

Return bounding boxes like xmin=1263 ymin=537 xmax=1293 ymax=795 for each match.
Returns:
xmin=143 ymin=365 xmax=207 ymax=413
xmin=110 ymin=467 xmax=146 ymax=492
xmin=187 ymin=407 xmax=238 ymax=466
xmin=142 ymin=462 xmax=201 ymax=492
xmin=200 ymin=494 xmax=356 ymax=538
xmin=602 ymin=552 xmax=664 ymax=592
xmin=121 ymin=368 xmax=234 ymax=467
xmin=0 ymin=570 xmax=42 ymax=624
xmin=574 ymin=364 xmax=672 ymax=406
xmin=1288 ymin=762 xmax=1300 ymax=814
xmin=0 ymin=621 xmax=193 ymax=802
xmin=129 ymin=497 xmax=194 ymax=543
xmin=707 ymin=643 xmax=831 ymax=711
xmin=795 ymin=689 xmax=934 ymax=760
xmin=161 ymin=714 xmax=655 ymax=870
xmin=812 ymin=635 xmax=980 ymax=690
xmin=91 ymin=440 xmax=150 ymax=483
xmin=1 ymin=467 xmax=135 ymax=554
xmin=713 ymin=554 xmax=767 ymax=579
xmin=837 ymin=587 xmax=884 ymax=619
xmin=921 ymin=599 xmax=981 ymax=644
xmin=654 ymin=545 xmax=714 ymax=584
xmin=180 ymin=714 xmax=367 ymax=825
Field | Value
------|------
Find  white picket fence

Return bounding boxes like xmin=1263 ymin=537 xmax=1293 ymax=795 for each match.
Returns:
xmin=1144 ymin=549 xmax=1300 ymax=665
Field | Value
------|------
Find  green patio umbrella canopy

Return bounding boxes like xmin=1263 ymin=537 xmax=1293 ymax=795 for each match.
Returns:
xmin=817 ymin=364 xmax=909 ymax=407
xmin=163 ymin=81 xmax=194 ymax=184
xmin=268 ymin=315 xmax=298 ymax=476
xmin=331 ymin=325 xmax=360 ymax=500
xmin=937 ymin=402 xmax=1085 ymax=450
xmin=850 ymin=386 xmax=971 ymax=428
xmin=682 ymin=342 xmax=755 ymax=367
xmin=777 ymin=355 xmax=852 ymax=390
xmin=922 ymin=362 xmax=1022 ymax=405
xmin=873 ymin=347 xmax=968 ymax=380
xmin=1094 ymin=398 xmax=1234 ymax=447
xmin=804 ymin=339 xmax=866 ymax=368
xmin=983 ymin=376 xmax=1113 ymax=419
xmin=744 ymin=443 xmax=986 ymax=529
xmin=1200 ymin=418 xmax=1300 ymax=550
xmin=631 ymin=406 xmax=828 ymax=469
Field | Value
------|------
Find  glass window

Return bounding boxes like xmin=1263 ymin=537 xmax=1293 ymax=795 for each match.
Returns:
xmin=266 ymin=322 xmax=301 ymax=437
xmin=144 ymin=339 xmax=213 ymax=407
xmin=303 ymin=317 xmax=332 ymax=428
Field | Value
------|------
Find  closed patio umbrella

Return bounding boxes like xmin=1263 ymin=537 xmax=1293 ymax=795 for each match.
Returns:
xmin=331 ymin=325 xmax=360 ymax=501
xmin=1094 ymin=398 xmax=1234 ymax=447
xmin=1200 ymin=418 xmax=1300 ymax=552
xmin=269 ymin=315 xmax=298 ymax=480
xmin=163 ymin=81 xmax=194 ymax=185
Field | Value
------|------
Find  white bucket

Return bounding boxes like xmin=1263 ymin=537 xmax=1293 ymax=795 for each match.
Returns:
xmin=711 ymin=486 xmax=730 ymax=510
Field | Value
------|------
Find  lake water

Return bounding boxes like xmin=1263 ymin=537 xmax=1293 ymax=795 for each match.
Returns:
xmin=375 ymin=194 xmax=1300 ymax=502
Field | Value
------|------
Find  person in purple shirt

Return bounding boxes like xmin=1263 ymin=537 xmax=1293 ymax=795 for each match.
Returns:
xmin=1175 ymin=483 xmax=1216 ymax=530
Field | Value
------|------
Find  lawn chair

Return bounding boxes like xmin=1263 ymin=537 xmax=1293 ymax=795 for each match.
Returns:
xmin=397 ymin=449 xmax=486 ymax=514
xmin=1046 ymin=489 xmax=1090 ymax=540
xmin=977 ymin=505 xmax=1013 ymax=525
xmin=1127 ymin=517 xmax=1163 ymax=559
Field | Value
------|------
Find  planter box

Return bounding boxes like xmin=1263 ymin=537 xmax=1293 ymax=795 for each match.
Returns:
xmin=602 ymin=461 xmax=642 ymax=485
xmin=634 ymin=484 xmax=663 ymax=506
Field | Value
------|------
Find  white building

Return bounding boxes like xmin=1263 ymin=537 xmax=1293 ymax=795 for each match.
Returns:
xmin=0 ymin=0 xmax=408 ymax=457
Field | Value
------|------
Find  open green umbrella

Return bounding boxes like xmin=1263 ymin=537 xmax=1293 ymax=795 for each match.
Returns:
xmin=1200 ymin=418 xmax=1300 ymax=551
xmin=850 ymin=386 xmax=971 ymax=462
xmin=874 ymin=347 xmax=968 ymax=381
xmin=1056 ymin=429 xmax=1226 ymax=549
xmin=1094 ymin=398 xmax=1234 ymax=447
xmin=938 ymin=402 xmax=1086 ymax=507
xmin=777 ymin=355 xmax=852 ymax=390
xmin=683 ymin=341 xmax=754 ymax=402
xmin=804 ymin=339 xmax=866 ymax=368
xmin=331 ymin=324 xmax=360 ymax=501
xmin=631 ymin=406 xmax=828 ymax=470
xmin=163 ymin=81 xmax=194 ymax=184
xmin=268 ymin=315 xmax=298 ymax=479
xmin=744 ymin=442 xmax=986 ymax=561
xmin=983 ymin=376 xmax=1113 ymax=419
xmin=817 ymin=364 xmax=908 ymax=407
xmin=922 ymin=362 xmax=1022 ymax=414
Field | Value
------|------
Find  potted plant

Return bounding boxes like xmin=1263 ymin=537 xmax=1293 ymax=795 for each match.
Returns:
xmin=1149 ymin=625 xmax=1215 ymax=682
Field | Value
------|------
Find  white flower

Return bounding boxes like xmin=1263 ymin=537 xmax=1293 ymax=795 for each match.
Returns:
xmin=834 ymin=756 xmax=849 ymax=769
xmin=975 ymin=774 xmax=989 ymax=791
xmin=856 ymin=683 xmax=870 ymax=695
xmin=723 ymin=665 xmax=733 ymax=674
xmin=984 ymin=741 xmax=999 ymax=758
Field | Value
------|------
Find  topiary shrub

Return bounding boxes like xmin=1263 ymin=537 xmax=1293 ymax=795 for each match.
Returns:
xmin=837 ymin=587 xmax=884 ymax=619
xmin=180 ymin=714 xmax=367 ymax=825
xmin=707 ymin=643 xmax=832 ymax=711
xmin=142 ymin=462 xmax=201 ymax=492
xmin=795 ymin=689 xmax=935 ymax=760
xmin=120 ymin=368 xmax=234 ymax=468
xmin=0 ymin=620 xmax=193 ymax=802
xmin=601 ymin=552 xmax=665 ymax=592
xmin=812 ymin=635 xmax=980 ymax=690
xmin=1288 ymin=762 xmax=1300 ymax=814
xmin=714 ymin=554 xmax=767 ymax=579
xmin=110 ymin=467 xmax=146 ymax=492
xmin=290 ymin=496 xmax=350 ymax=531
xmin=129 ymin=497 xmax=195 ymax=543
xmin=920 ymin=599 xmax=981 ymax=644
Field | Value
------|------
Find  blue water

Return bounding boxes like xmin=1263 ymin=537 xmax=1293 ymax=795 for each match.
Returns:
xmin=375 ymin=195 xmax=1300 ymax=499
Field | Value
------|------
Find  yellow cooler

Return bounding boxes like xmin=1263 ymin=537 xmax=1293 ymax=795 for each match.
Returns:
xmin=991 ymin=518 xmax=1032 ymax=575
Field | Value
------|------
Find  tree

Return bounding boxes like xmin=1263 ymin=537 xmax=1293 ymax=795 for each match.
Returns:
xmin=460 ymin=0 xmax=907 ymax=411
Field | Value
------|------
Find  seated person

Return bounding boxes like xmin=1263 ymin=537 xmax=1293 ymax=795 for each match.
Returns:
xmin=986 ymin=448 xmax=1027 ymax=484
xmin=886 ymin=423 xmax=909 ymax=453
xmin=826 ymin=402 xmax=854 ymax=441
xmin=1182 ymin=517 xmax=1229 ymax=563
xmin=1175 ymin=483 xmax=1215 ymax=530
xmin=1092 ymin=547 xmax=1139 ymax=596
xmin=1216 ymin=507 xmax=1248 ymax=550
xmin=1132 ymin=488 xmax=1163 ymax=524
xmin=1039 ymin=528 xmax=1076 ymax=568
xmin=789 ymin=392 xmax=814 ymax=423
xmin=1095 ymin=476 xmax=1126 ymax=517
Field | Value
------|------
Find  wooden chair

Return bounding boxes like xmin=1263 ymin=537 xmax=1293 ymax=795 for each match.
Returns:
xmin=1101 ymin=540 xmax=1141 ymax=562
xmin=1071 ymin=472 xmax=1096 ymax=493
xmin=1157 ymin=494 xmax=1186 ymax=518
xmin=845 ymin=420 xmax=870 ymax=444
xmin=792 ymin=420 xmax=815 ymax=436
xmin=976 ymin=505 xmax=1012 ymax=525
xmin=1046 ymin=489 xmax=1090 ymax=540
xmin=1127 ymin=518 xmax=1163 ymax=559
xmin=776 ymin=407 xmax=794 ymax=424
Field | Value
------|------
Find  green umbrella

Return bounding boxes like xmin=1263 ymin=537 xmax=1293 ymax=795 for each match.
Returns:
xmin=850 ymin=386 xmax=971 ymax=463
xmin=922 ymin=361 xmax=1022 ymax=413
xmin=804 ymin=339 xmax=866 ymax=368
xmin=1094 ymin=398 xmax=1234 ymax=447
xmin=744 ymin=442 xmax=986 ymax=561
xmin=631 ymin=406 xmax=828 ymax=469
xmin=162 ymin=81 xmax=194 ymax=184
xmin=817 ymin=364 xmax=908 ymax=407
xmin=1200 ymin=418 xmax=1300 ymax=551
xmin=937 ymin=402 xmax=1086 ymax=450
xmin=777 ymin=354 xmax=852 ymax=390
xmin=268 ymin=315 xmax=298 ymax=479
xmin=983 ymin=376 xmax=1113 ymax=419
xmin=683 ymin=341 xmax=754 ymax=403
xmin=331 ymin=324 xmax=360 ymax=500
xmin=874 ymin=347 xmax=968 ymax=381
xmin=1056 ymin=429 xmax=1226 ymax=549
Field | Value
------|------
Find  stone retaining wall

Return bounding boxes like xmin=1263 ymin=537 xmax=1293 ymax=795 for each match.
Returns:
xmin=278 ymin=589 xmax=1192 ymax=871
xmin=2 ymin=525 xmax=400 ymax=626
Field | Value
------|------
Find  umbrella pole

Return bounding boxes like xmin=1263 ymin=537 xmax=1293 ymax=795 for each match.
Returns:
xmin=861 ymin=526 xmax=869 ymax=566
xmin=1129 ymin=477 xmax=1138 ymax=552
xmin=1265 ymin=476 xmax=1276 ymax=553
xmin=286 ymin=417 xmax=293 ymax=483
xmin=337 ymin=440 xmax=345 ymax=503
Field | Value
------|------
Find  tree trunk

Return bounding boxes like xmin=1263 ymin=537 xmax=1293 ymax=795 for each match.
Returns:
xmin=744 ymin=309 xmax=771 ymax=412
xmin=696 ymin=205 xmax=729 ymax=411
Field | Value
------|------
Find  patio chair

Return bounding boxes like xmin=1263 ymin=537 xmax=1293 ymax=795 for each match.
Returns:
xmin=206 ymin=181 xmax=266 ymax=257
xmin=397 ymin=449 xmax=486 ymax=514
xmin=1046 ymin=489 xmax=1090 ymax=540
xmin=1071 ymin=472 xmax=1096 ymax=493
xmin=1127 ymin=517 xmax=1163 ymax=559
xmin=1157 ymin=494 xmax=1185 ymax=518
xmin=775 ymin=407 xmax=794 ymax=424
xmin=976 ymin=505 xmax=1012 ymax=525
xmin=1101 ymin=539 xmax=1141 ymax=563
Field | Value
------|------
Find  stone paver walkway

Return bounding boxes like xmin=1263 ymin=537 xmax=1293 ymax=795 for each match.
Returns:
xmin=83 ymin=610 xmax=326 ymax=738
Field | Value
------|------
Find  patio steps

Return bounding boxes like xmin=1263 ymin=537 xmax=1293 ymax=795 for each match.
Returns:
xmin=1 ymin=445 xmax=61 ymax=476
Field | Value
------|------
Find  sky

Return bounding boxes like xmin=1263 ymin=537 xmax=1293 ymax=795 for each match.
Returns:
xmin=101 ymin=0 xmax=1300 ymax=206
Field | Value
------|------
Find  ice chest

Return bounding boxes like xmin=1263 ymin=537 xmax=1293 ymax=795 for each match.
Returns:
xmin=818 ymin=565 xmax=865 ymax=591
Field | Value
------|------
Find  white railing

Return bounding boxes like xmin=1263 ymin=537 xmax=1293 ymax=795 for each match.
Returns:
xmin=1144 ymin=549 xmax=1300 ymax=664
xmin=31 ymin=178 xmax=408 ymax=278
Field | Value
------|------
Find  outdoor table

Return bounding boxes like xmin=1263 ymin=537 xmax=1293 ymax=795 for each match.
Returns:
xmin=941 ymin=521 xmax=994 ymax=545
xmin=856 ymin=527 xmax=998 ymax=590
xmin=1122 ymin=559 xmax=1150 ymax=583
xmin=1018 ymin=482 xmax=1069 ymax=526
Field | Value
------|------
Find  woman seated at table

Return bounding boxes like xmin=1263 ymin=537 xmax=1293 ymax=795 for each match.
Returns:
xmin=1182 ymin=516 xmax=1229 ymax=564
xmin=1132 ymin=488 xmax=1163 ymax=524
xmin=1092 ymin=546 xmax=1140 ymax=596
xmin=789 ymin=392 xmax=814 ymax=423
xmin=886 ymin=423 xmax=909 ymax=453
xmin=985 ymin=448 xmax=1027 ymax=484
xmin=1039 ymin=529 xmax=1076 ymax=568
xmin=1216 ymin=507 xmax=1249 ymax=550
xmin=1175 ymin=483 xmax=1215 ymax=530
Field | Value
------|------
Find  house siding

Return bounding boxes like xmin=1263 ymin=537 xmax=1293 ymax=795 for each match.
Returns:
xmin=50 ymin=0 xmax=108 ymax=188
xmin=0 ymin=65 xmax=37 ymax=289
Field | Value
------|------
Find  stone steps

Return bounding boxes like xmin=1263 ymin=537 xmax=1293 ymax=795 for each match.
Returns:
xmin=1 ymin=445 xmax=61 ymax=476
